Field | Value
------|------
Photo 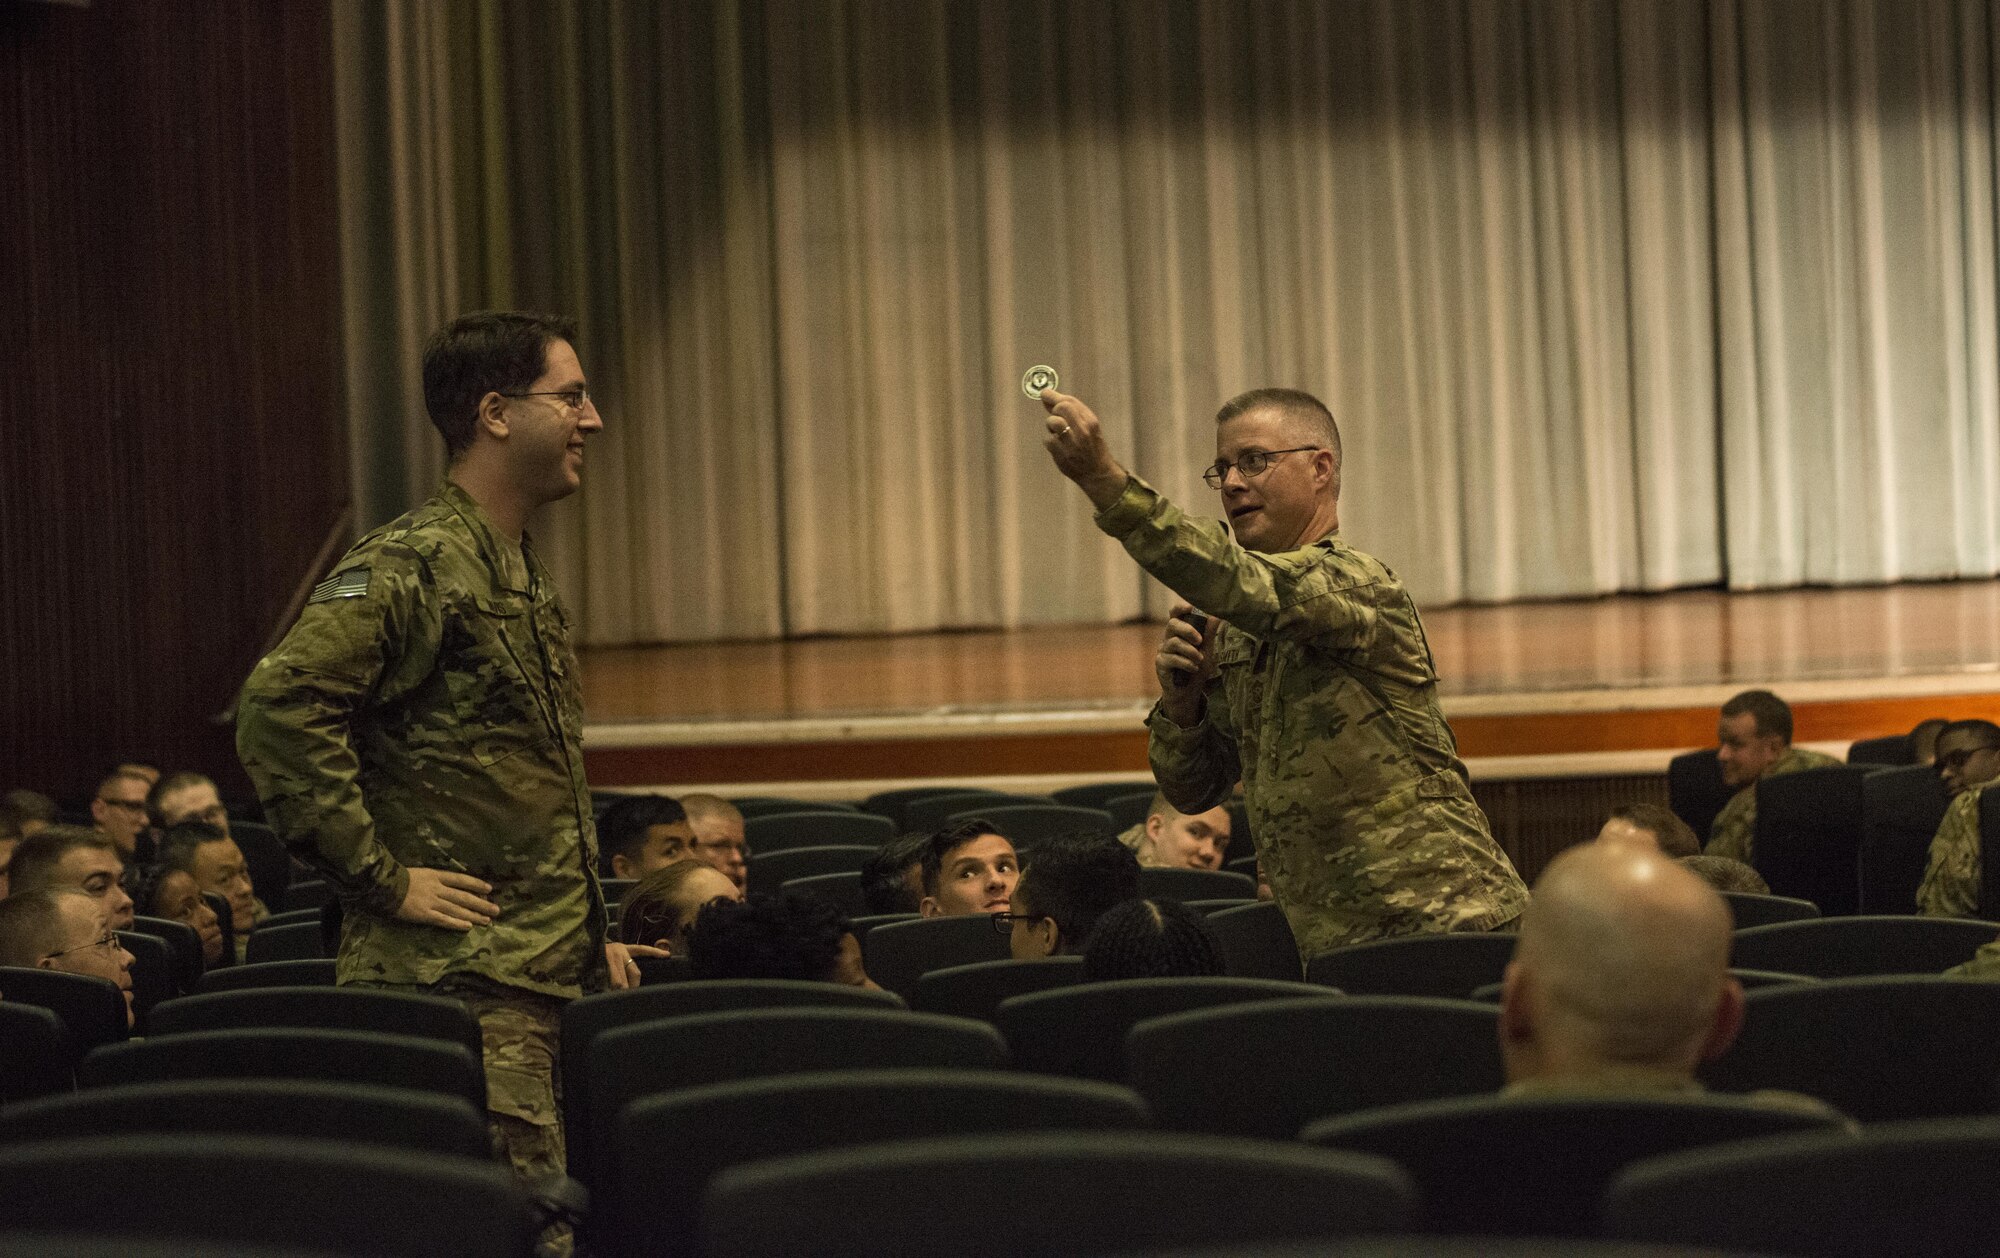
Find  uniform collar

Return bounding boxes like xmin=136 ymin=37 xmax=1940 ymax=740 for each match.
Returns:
xmin=435 ymin=480 xmax=533 ymax=594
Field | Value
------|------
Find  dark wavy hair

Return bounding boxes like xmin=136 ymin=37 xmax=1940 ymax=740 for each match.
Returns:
xmin=421 ymin=311 xmax=577 ymax=460
xmin=687 ymin=893 xmax=852 ymax=982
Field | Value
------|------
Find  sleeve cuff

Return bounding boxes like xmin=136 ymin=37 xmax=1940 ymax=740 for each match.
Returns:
xmin=1146 ymin=698 xmax=1210 ymax=747
xmin=1091 ymin=475 xmax=1154 ymax=538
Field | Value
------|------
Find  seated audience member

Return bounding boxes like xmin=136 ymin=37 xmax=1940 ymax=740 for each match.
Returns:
xmin=131 ymin=862 xmax=226 ymax=968
xmin=155 ymin=821 xmax=260 ymax=960
xmin=1676 ymin=854 xmax=1771 ymax=896
xmin=1082 ymin=897 xmax=1226 ymax=981
xmin=860 ymin=831 xmax=932 ymax=916
xmin=1006 ymin=831 xmax=1141 ymax=960
xmin=1915 ymin=719 xmax=2000 ymax=918
xmin=1597 ymin=803 xmax=1700 ymax=859
xmin=1117 ymin=793 xmax=1231 ymax=871
xmin=0 ymin=790 xmax=56 ymax=840
xmin=617 ymin=859 xmax=743 ymax=955
xmin=0 ymin=824 xmax=17 ymax=899
xmin=7 ymin=826 xmax=135 ymax=930
xmin=681 ymin=794 xmax=749 ymax=892
xmin=91 ymin=767 xmax=155 ymax=861
xmin=1705 ymin=689 xmax=1841 ymax=863
xmin=1499 ymin=840 xmax=1839 ymax=1119
xmin=597 ymin=794 xmax=696 ymax=881
xmin=0 ymin=888 xmax=136 ymax=1026
xmin=686 ymin=893 xmax=879 ymax=989
xmin=1910 ymin=717 xmax=1951 ymax=767
xmin=919 ymin=821 xmax=1021 ymax=919
xmin=117 ymin=763 xmax=161 ymax=786
xmin=147 ymin=771 xmax=232 ymax=834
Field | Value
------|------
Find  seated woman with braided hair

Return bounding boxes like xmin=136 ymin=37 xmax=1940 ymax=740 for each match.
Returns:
xmin=617 ymin=859 xmax=743 ymax=956
xmin=1082 ymin=897 xmax=1227 ymax=981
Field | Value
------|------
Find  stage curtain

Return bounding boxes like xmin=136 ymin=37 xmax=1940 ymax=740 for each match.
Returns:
xmin=333 ymin=0 xmax=1999 ymax=646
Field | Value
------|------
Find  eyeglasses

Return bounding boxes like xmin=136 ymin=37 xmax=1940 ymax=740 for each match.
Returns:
xmin=1202 ymin=447 xmax=1322 ymax=489
xmin=46 ymin=930 xmax=121 ymax=962
xmin=96 ymin=798 xmax=147 ymax=813
xmin=990 ymin=911 xmax=1049 ymax=935
xmin=501 ymin=387 xmax=590 ymax=411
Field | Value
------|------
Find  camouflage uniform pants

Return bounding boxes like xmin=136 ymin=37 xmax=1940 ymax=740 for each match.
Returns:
xmin=351 ymin=975 xmax=569 ymax=1253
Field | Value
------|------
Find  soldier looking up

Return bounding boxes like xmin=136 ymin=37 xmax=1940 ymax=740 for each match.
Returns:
xmin=1036 ymin=385 xmax=1527 ymax=961
xmin=236 ymin=311 xmax=657 ymax=1250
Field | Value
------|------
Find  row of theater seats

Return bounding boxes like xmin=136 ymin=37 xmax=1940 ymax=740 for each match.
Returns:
xmin=1669 ymin=748 xmax=2000 ymax=915
xmin=3 ymin=970 xmax=2000 ymax=1254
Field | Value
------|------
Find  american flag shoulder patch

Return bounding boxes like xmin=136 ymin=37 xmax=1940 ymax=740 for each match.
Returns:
xmin=308 ymin=567 xmax=373 ymax=604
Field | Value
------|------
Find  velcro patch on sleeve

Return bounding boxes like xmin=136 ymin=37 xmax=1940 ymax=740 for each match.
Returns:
xmin=308 ymin=567 xmax=373 ymax=604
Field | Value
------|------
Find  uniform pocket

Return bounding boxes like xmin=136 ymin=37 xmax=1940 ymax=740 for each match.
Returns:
xmin=443 ymin=594 xmax=555 ymax=767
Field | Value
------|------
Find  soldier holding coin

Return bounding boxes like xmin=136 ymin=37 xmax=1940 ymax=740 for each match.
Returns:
xmin=1034 ymin=380 xmax=1527 ymax=961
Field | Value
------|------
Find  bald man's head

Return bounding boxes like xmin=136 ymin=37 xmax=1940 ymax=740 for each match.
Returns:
xmin=1500 ymin=841 xmax=1742 ymax=1085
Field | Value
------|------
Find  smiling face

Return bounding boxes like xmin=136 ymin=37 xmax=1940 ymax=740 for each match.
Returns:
xmin=1138 ymin=806 xmax=1231 ymax=871
xmin=500 ymin=338 xmax=603 ymax=505
xmin=1715 ymin=712 xmax=1785 ymax=790
xmin=1213 ymin=406 xmax=1340 ymax=552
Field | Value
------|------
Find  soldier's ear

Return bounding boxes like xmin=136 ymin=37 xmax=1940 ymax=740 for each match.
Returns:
xmin=475 ymin=391 xmax=511 ymax=442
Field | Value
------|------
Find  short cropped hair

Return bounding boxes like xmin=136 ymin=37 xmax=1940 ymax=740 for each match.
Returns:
xmin=1608 ymin=803 xmax=1702 ymax=860
xmin=1215 ymin=387 xmax=1343 ymax=494
xmin=1720 ymin=689 xmax=1793 ymax=744
xmin=618 ymin=859 xmax=728 ymax=948
xmin=9 ymin=825 xmax=119 ymax=894
xmin=146 ymin=771 xmax=217 ymax=829
xmin=1083 ymin=898 xmax=1226 ymax=981
xmin=1937 ymin=719 xmax=2000 ymax=749
xmin=861 ymin=831 xmax=932 ymax=916
xmin=1678 ymin=854 xmax=1770 ymax=895
xmin=596 ymin=795 xmax=689 ymax=875
xmin=421 ymin=311 xmax=578 ymax=460
xmin=920 ymin=821 xmax=1008 ymax=899
xmin=687 ymin=893 xmax=851 ymax=983
xmin=154 ymin=821 xmax=231 ymax=877
xmin=94 ymin=767 xmax=152 ymax=800
xmin=0 ymin=790 xmax=56 ymax=832
xmin=1014 ymin=831 xmax=1141 ymax=954
xmin=0 ymin=889 xmax=69 ymax=967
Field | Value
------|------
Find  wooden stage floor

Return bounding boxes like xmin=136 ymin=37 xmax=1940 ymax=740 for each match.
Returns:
xmin=579 ymin=580 xmax=2000 ymax=791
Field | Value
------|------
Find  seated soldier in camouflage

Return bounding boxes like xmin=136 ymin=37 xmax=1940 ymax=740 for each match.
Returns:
xmin=1598 ymin=803 xmax=1770 ymax=895
xmin=1915 ymin=719 xmax=2000 ymax=918
xmin=1499 ymin=839 xmax=1844 ymax=1122
xmin=1704 ymin=689 xmax=1841 ymax=864
xmin=1115 ymin=792 xmax=1231 ymax=871
xmin=596 ymin=794 xmax=697 ymax=882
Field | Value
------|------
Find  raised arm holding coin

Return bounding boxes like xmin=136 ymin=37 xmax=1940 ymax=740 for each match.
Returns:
xmin=1037 ymin=384 xmax=1528 ymax=961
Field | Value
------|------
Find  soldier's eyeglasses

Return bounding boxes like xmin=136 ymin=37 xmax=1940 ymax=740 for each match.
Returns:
xmin=990 ymin=911 xmax=1050 ymax=935
xmin=1202 ymin=447 xmax=1321 ymax=489
xmin=502 ymin=387 xmax=590 ymax=412
xmin=46 ymin=930 xmax=120 ymax=962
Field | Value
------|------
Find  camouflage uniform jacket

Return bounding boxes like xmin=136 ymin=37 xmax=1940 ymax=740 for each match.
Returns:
xmin=1703 ymin=747 xmax=1843 ymax=865
xmin=236 ymin=480 xmax=606 ymax=998
xmin=1095 ymin=476 xmax=1529 ymax=960
xmin=1502 ymin=1069 xmax=1854 ymax=1127
xmin=1945 ymin=935 xmax=2000 ymax=980
xmin=1916 ymin=786 xmax=1990 ymax=918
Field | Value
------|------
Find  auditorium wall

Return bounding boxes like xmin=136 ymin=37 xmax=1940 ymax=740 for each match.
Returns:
xmin=0 ymin=0 xmax=346 ymax=801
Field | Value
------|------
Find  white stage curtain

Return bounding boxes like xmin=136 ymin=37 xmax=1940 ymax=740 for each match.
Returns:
xmin=333 ymin=0 xmax=2000 ymax=646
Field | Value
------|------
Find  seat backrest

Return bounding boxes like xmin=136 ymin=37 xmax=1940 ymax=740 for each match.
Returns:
xmin=227 ymin=821 xmax=292 ymax=910
xmin=256 ymin=907 xmax=324 ymax=931
xmin=902 ymin=792 xmax=1048 ymax=833
xmin=0 ymin=966 xmax=129 ymax=1053
xmin=0 ymin=1079 xmax=493 ymax=1160
xmin=559 ymin=981 xmax=910 ymax=1185
xmin=242 ymin=921 xmax=326 ymax=965
xmin=1846 ymin=734 xmax=1915 ymax=766
xmin=1982 ymin=788 xmax=2000 ymax=920
xmin=1303 ymin=933 xmax=1519 ymax=998
xmin=995 ymin=977 xmax=1328 ymax=1082
xmin=1104 ymin=791 xmax=1157 ymax=832
xmin=599 ymin=878 xmax=636 ymax=908
xmin=119 ymin=930 xmax=175 ymax=1019
xmin=699 ymin=1131 xmax=1414 ymax=1258
xmin=0 ymin=1134 xmax=537 ymax=1258
xmin=194 ymin=958 xmax=338 ymax=993
xmin=604 ymin=1069 xmax=1150 ymax=1258
xmin=1128 ymin=995 xmax=1502 ymax=1137
xmin=945 ymin=805 xmax=1116 ymax=846
xmin=911 ymin=957 xmax=1087 ymax=1022
xmin=1304 ymin=1092 xmax=1843 ymax=1236
xmin=1204 ymin=900 xmax=1302 ymax=980
xmin=1137 ymin=866 xmax=1259 ymax=902
xmin=1729 ymin=916 xmax=2000 ymax=978
xmin=780 ymin=870 xmax=870 ymax=917
xmin=862 ymin=913 xmax=1013 ymax=997
xmin=1051 ymin=781 xmax=1156 ymax=811
xmin=125 ymin=916 xmax=203 ymax=995
xmin=1720 ymin=891 xmax=1821 ymax=929
xmin=0 ymin=1002 xmax=73 ymax=1104
xmin=1700 ymin=976 xmax=2000 ymax=1121
xmin=1754 ymin=764 xmax=1871 ymax=915
xmin=847 ymin=912 xmax=918 ymax=940
xmin=743 ymin=845 xmax=877 ymax=896
xmin=203 ymin=892 xmax=235 ymax=966
xmin=78 ymin=1027 xmax=487 ymax=1110
xmin=731 ymin=798 xmax=860 ymax=819
xmin=858 ymin=786 xmax=984 ymax=828
xmin=1667 ymin=749 xmax=1732 ymax=844
xmin=280 ymin=879 xmax=333 ymax=912
xmin=146 ymin=986 xmax=484 ymax=1060
xmin=744 ymin=810 xmax=894 ymax=854
xmin=1605 ymin=1116 xmax=2000 ymax=1257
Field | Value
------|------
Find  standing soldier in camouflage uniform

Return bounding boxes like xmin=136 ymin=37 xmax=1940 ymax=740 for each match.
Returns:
xmin=1036 ymin=386 xmax=1527 ymax=961
xmin=1702 ymin=689 xmax=1841 ymax=865
xmin=1916 ymin=719 xmax=2000 ymax=917
xmin=236 ymin=313 xmax=652 ymax=1242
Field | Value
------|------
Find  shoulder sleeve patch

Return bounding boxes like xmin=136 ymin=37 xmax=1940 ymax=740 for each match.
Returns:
xmin=308 ymin=567 xmax=373 ymax=604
